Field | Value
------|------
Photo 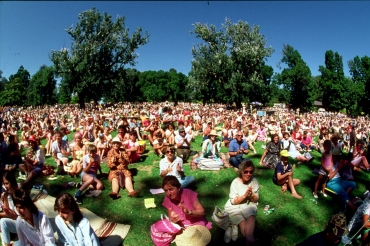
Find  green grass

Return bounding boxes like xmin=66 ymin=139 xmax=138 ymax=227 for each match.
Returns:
xmin=20 ymin=133 xmax=370 ymax=246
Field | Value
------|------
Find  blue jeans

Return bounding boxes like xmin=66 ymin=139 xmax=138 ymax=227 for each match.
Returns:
xmin=1 ymin=218 xmax=20 ymax=246
xmin=229 ymin=156 xmax=250 ymax=168
xmin=178 ymin=176 xmax=195 ymax=188
xmin=300 ymin=143 xmax=315 ymax=150
xmin=326 ymin=178 xmax=356 ymax=206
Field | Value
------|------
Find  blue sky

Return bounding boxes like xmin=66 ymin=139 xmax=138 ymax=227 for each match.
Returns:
xmin=1 ymin=1 xmax=369 ymax=79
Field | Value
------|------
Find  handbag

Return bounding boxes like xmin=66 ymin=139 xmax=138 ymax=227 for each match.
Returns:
xmin=150 ymin=214 xmax=183 ymax=246
xmin=211 ymin=206 xmax=231 ymax=230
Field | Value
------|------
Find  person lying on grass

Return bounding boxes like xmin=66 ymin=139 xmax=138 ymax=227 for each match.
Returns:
xmin=54 ymin=193 xmax=100 ymax=246
xmin=107 ymin=137 xmax=140 ymax=199
xmin=273 ymin=150 xmax=302 ymax=199
xmin=74 ymin=144 xmax=104 ymax=205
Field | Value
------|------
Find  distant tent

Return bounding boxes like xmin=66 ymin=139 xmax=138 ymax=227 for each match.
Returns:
xmin=314 ymin=101 xmax=323 ymax=107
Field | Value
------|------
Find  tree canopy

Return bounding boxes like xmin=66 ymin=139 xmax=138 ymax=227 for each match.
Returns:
xmin=50 ymin=7 xmax=149 ymax=108
xmin=189 ymin=18 xmax=274 ymax=107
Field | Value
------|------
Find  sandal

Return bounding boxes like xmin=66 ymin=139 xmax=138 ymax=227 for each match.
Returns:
xmin=128 ymin=191 xmax=140 ymax=198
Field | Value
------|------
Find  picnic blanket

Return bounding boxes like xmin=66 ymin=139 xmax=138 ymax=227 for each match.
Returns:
xmin=35 ymin=194 xmax=130 ymax=246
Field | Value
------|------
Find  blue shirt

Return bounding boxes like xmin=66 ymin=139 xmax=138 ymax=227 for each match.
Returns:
xmin=228 ymin=139 xmax=248 ymax=158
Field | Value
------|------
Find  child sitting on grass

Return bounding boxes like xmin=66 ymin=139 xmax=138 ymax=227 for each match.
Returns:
xmin=313 ymin=140 xmax=332 ymax=199
xmin=75 ymin=144 xmax=104 ymax=205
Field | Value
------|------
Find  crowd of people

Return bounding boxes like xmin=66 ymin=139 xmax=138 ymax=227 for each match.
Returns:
xmin=0 ymin=102 xmax=370 ymax=245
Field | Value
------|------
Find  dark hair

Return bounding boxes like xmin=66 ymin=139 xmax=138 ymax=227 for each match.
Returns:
xmin=118 ymin=125 xmax=127 ymax=132
xmin=162 ymin=175 xmax=181 ymax=189
xmin=3 ymin=171 xmax=18 ymax=190
xmin=271 ymin=134 xmax=279 ymax=141
xmin=283 ymin=132 xmax=290 ymax=138
xmin=54 ymin=193 xmax=83 ymax=223
xmin=12 ymin=189 xmax=38 ymax=215
xmin=238 ymin=160 xmax=255 ymax=178
xmin=8 ymin=135 xmax=15 ymax=142
xmin=129 ymin=129 xmax=137 ymax=137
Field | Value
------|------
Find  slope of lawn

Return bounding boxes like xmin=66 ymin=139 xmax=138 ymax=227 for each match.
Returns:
xmin=19 ymin=132 xmax=369 ymax=246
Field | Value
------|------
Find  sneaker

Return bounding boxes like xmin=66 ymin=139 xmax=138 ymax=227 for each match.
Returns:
xmin=85 ymin=190 xmax=102 ymax=197
xmin=75 ymin=195 xmax=83 ymax=205
xmin=320 ymin=191 xmax=328 ymax=197
xmin=76 ymin=182 xmax=83 ymax=188
xmin=313 ymin=192 xmax=318 ymax=199
xmin=231 ymin=224 xmax=238 ymax=241
xmin=224 ymin=226 xmax=232 ymax=243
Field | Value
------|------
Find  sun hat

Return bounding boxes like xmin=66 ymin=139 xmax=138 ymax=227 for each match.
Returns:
xmin=178 ymin=126 xmax=185 ymax=132
xmin=28 ymin=135 xmax=37 ymax=143
xmin=327 ymin=213 xmax=348 ymax=237
xmin=209 ymin=130 xmax=218 ymax=136
xmin=22 ymin=124 xmax=29 ymax=128
xmin=280 ymin=150 xmax=290 ymax=157
xmin=111 ymin=137 xmax=122 ymax=144
xmin=175 ymin=225 xmax=211 ymax=246
xmin=332 ymin=148 xmax=342 ymax=156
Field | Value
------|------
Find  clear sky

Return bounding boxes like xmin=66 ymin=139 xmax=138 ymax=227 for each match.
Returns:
xmin=1 ymin=1 xmax=370 ymax=79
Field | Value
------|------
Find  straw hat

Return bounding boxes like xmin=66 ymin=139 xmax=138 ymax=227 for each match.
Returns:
xmin=175 ymin=225 xmax=211 ymax=246
xmin=208 ymin=130 xmax=217 ymax=136
xmin=111 ymin=137 xmax=122 ymax=144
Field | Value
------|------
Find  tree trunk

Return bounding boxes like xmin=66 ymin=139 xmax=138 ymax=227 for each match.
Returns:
xmin=78 ymin=94 xmax=85 ymax=110
xmin=235 ymin=101 xmax=242 ymax=109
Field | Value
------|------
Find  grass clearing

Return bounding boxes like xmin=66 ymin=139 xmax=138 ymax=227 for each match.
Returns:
xmin=17 ymin=132 xmax=370 ymax=245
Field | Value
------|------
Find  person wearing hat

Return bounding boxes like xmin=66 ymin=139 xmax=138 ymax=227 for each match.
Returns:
xmin=19 ymin=135 xmax=45 ymax=188
xmin=106 ymin=137 xmax=140 ymax=199
xmin=297 ymin=213 xmax=348 ymax=245
xmin=175 ymin=126 xmax=192 ymax=163
xmin=201 ymin=130 xmax=221 ymax=159
xmin=273 ymin=150 xmax=302 ymax=199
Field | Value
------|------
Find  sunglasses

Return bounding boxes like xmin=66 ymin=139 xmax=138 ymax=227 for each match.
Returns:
xmin=243 ymin=170 xmax=254 ymax=174
xmin=166 ymin=150 xmax=175 ymax=154
xmin=236 ymin=134 xmax=243 ymax=137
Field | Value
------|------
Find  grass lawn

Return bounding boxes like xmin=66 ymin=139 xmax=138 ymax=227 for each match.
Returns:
xmin=19 ymin=132 xmax=370 ymax=246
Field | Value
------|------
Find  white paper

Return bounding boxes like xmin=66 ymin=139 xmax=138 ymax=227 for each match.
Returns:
xmin=150 ymin=188 xmax=164 ymax=194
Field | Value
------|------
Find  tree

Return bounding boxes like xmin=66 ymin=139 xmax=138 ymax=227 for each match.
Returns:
xmin=28 ymin=65 xmax=57 ymax=106
xmin=103 ymin=68 xmax=140 ymax=102
xmin=50 ymin=7 xmax=149 ymax=108
xmin=0 ymin=66 xmax=30 ymax=106
xmin=348 ymin=55 xmax=370 ymax=115
xmin=319 ymin=50 xmax=351 ymax=112
xmin=280 ymin=45 xmax=314 ymax=111
xmin=189 ymin=18 xmax=274 ymax=107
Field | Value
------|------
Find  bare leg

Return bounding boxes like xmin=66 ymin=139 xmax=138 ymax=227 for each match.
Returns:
xmin=239 ymin=216 xmax=256 ymax=245
xmin=288 ymin=176 xmax=302 ymax=199
xmin=125 ymin=177 xmax=135 ymax=192
xmin=361 ymin=156 xmax=370 ymax=169
xmin=111 ymin=178 xmax=120 ymax=194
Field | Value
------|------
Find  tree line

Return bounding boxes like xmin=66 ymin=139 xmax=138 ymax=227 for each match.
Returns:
xmin=1 ymin=8 xmax=369 ymax=115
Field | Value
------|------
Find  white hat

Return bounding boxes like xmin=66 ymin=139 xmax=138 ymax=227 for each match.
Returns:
xmin=111 ymin=137 xmax=121 ymax=144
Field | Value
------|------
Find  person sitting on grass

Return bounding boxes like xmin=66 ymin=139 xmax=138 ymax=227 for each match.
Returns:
xmin=313 ymin=140 xmax=333 ymax=199
xmin=19 ymin=135 xmax=44 ymax=188
xmin=228 ymin=131 xmax=249 ymax=169
xmin=224 ymin=160 xmax=259 ymax=245
xmin=74 ymin=144 xmax=104 ymax=205
xmin=0 ymin=171 xmax=20 ymax=246
xmin=54 ymin=193 xmax=100 ymax=246
xmin=68 ymin=132 xmax=84 ymax=178
xmin=297 ymin=213 xmax=348 ymax=246
xmin=153 ymin=131 xmax=168 ymax=158
xmin=259 ymin=134 xmax=280 ymax=169
xmin=123 ymin=130 xmax=141 ymax=163
xmin=300 ymin=130 xmax=316 ymax=152
xmin=175 ymin=126 xmax=192 ymax=163
xmin=52 ymin=130 xmax=71 ymax=167
xmin=273 ymin=150 xmax=302 ymax=199
xmin=281 ymin=132 xmax=311 ymax=163
xmin=160 ymin=146 xmax=194 ymax=188
xmin=13 ymin=189 xmax=56 ymax=245
xmin=107 ymin=137 xmax=140 ymax=199
xmin=351 ymin=139 xmax=370 ymax=171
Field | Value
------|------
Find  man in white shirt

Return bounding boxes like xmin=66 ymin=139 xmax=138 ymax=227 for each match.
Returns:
xmin=175 ymin=126 xmax=192 ymax=163
xmin=52 ymin=130 xmax=71 ymax=166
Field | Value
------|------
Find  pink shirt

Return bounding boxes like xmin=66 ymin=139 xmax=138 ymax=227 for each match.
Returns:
xmin=162 ymin=189 xmax=212 ymax=229
xmin=301 ymin=136 xmax=312 ymax=145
